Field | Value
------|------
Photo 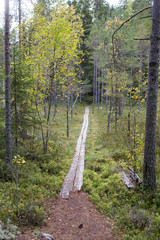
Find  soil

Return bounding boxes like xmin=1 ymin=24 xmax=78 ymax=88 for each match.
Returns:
xmin=16 ymin=191 xmax=119 ymax=240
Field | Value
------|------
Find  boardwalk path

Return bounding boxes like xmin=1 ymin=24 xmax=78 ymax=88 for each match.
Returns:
xmin=61 ymin=106 xmax=89 ymax=199
xmin=16 ymin=106 xmax=119 ymax=240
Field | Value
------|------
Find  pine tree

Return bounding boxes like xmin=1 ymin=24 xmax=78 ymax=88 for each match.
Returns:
xmin=5 ymin=0 xmax=12 ymax=167
xmin=143 ymin=0 xmax=160 ymax=190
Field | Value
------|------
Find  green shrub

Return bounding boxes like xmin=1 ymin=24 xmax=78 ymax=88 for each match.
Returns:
xmin=129 ymin=207 xmax=152 ymax=230
xmin=145 ymin=214 xmax=160 ymax=239
xmin=0 ymin=159 xmax=13 ymax=181
xmin=0 ymin=219 xmax=20 ymax=240
xmin=112 ymin=150 xmax=129 ymax=162
xmin=18 ymin=203 xmax=46 ymax=226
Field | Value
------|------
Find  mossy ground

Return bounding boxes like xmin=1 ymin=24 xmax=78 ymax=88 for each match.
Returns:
xmin=83 ymin=105 xmax=160 ymax=240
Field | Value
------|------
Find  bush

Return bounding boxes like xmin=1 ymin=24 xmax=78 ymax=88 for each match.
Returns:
xmin=112 ymin=150 xmax=129 ymax=162
xmin=146 ymin=214 xmax=160 ymax=239
xmin=0 ymin=219 xmax=20 ymax=240
xmin=0 ymin=159 xmax=13 ymax=181
xmin=129 ymin=207 xmax=152 ymax=230
xmin=18 ymin=203 xmax=46 ymax=226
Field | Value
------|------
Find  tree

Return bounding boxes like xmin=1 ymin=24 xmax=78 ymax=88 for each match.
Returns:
xmin=143 ymin=0 xmax=160 ymax=190
xmin=0 ymin=28 xmax=4 ymax=109
xmin=5 ymin=0 xmax=12 ymax=167
xmin=21 ymin=3 xmax=83 ymax=153
xmin=70 ymin=0 xmax=93 ymax=95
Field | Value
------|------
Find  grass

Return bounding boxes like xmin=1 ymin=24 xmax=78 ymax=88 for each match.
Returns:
xmin=83 ymin=105 xmax=160 ymax=240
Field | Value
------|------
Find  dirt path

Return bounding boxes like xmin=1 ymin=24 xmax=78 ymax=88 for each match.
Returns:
xmin=16 ymin=107 xmax=119 ymax=240
xmin=61 ymin=106 xmax=89 ymax=199
xmin=17 ymin=192 xmax=119 ymax=240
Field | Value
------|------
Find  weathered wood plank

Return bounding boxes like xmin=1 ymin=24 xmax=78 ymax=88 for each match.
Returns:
xmin=60 ymin=106 xmax=89 ymax=199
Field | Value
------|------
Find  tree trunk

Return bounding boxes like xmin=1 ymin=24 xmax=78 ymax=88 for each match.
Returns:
xmin=107 ymin=97 xmax=112 ymax=132
xmin=143 ymin=0 xmax=160 ymax=190
xmin=5 ymin=0 xmax=12 ymax=167
xmin=101 ymin=67 xmax=104 ymax=108
xmin=44 ymin=65 xmax=54 ymax=153
xmin=92 ymin=58 xmax=96 ymax=114
xmin=43 ymin=98 xmax=46 ymax=118
xmin=138 ymin=40 xmax=143 ymax=110
xmin=67 ymin=94 xmax=70 ymax=137
xmin=105 ymin=82 xmax=108 ymax=111
xmin=133 ymin=115 xmax=137 ymax=173
xmin=19 ymin=0 xmax=21 ymax=49
xmin=13 ymin=45 xmax=18 ymax=150
xmin=130 ymin=66 xmax=133 ymax=112
xmin=79 ymin=92 xmax=82 ymax=102
xmin=71 ymin=92 xmax=73 ymax=118
xmin=53 ymin=79 xmax=59 ymax=121
xmin=98 ymin=74 xmax=100 ymax=110
xmin=127 ymin=112 xmax=130 ymax=137
xmin=95 ymin=63 xmax=98 ymax=106
xmin=115 ymin=83 xmax=118 ymax=131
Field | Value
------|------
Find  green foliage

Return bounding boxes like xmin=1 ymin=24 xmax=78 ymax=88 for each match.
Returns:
xmin=0 ymin=219 xmax=20 ymax=240
xmin=83 ymin=107 xmax=160 ymax=239
xmin=0 ymin=0 xmax=158 ymax=238
xmin=112 ymin=149 xmax=129 ymax=162
xmin=0 ymin=104 xmax=85 ymax=230
xmin=146 ymin=214 xmax=160 ymax=239
xmin=0 ymin=159 xmax=13 ymax=181
xmin=18 ymin=203 xmax=46 ymax=226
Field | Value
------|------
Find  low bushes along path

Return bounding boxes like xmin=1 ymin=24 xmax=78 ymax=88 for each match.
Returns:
xmin=16 ymin=106 xmax=119 ymax=240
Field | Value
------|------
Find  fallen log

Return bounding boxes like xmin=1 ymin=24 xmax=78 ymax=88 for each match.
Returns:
xmin=120 ymin=171 xmax=135 ymax=189
xmin=128 ymin=167 xmax=142 ymax=185
xmin=120 ymin=167 xmax=142 ymax=189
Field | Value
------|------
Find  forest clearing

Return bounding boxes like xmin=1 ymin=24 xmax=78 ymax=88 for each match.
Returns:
xmin=1 ymin=0 xmax=160 ymax=239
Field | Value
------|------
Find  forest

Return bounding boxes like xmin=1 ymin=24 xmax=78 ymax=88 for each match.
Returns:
xmin=1 ymin=0 xmax=160 ymax=239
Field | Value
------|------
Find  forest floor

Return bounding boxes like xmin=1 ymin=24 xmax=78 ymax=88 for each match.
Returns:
xmin=16 ymin=106 xmax=119 ymax=240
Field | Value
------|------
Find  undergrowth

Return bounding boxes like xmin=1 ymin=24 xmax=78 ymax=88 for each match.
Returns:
xmin=83 ymin=106 xmax=160 ymax=240
xmin=0 ymin=103 xmax=85 ymax=233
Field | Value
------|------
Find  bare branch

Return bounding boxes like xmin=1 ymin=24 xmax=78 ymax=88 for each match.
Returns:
xmin=112 ymin=6 xmax=152 ymax=45
xmin=111 ymin=5 xmax=152 ymax=68
xmin=140 ymin=15 xmax=152 ymax=19
xmin=134 ymin=38 xmax=150 ymax=40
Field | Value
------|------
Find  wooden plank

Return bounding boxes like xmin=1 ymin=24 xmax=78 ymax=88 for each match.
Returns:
xmin=73 ymin=107 xmax=89 ymax=191
xmin=60 ymin=106 xmax=89 ymax=199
